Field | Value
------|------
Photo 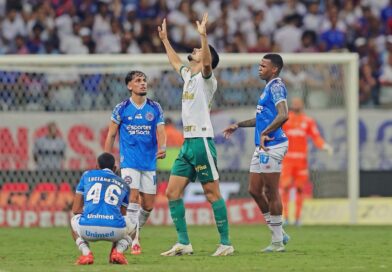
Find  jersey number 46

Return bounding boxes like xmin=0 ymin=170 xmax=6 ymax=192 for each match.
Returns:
xmin=86 ymin=183 xmax=121 ymax=206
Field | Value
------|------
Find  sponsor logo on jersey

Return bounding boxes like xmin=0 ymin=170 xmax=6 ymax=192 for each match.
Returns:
xmin=87 ymin=213 xmax=114 ymax=220
xmin=182 ymin=91 xmax=195 ymax=100
xmin=256 ymin=105 xmax=264 ymax=113
xmin=135 ymin=114 xmax=142 ymax=119
xmin=145 ymin=112 xmax=154 ymax=121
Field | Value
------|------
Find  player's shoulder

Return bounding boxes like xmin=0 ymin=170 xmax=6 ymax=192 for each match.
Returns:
xmin=146 ymin=98 xmax=163 ymax=111
xmin=270 ymin=78 xmax=287 ymax=89
xmin=114 ymin=98 xmax=131 ymax=111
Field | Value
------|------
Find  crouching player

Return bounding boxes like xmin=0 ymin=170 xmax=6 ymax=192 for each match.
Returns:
xmin=70 ymin=153 xmax=136 ymax=265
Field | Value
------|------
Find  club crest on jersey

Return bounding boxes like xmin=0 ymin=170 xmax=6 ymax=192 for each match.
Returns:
xmin=145 ymin=112 xmax=154 ymax=121
xmin=124 ymin=176 xmax=132 ymax=185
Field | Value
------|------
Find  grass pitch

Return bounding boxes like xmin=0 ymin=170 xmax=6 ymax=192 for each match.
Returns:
xmin=0 ymin=225 xmax=391 ymax=272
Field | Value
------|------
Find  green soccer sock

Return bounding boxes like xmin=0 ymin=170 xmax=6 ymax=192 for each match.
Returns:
xmin=169 ymin=199 xmax=190 ymax=245
xmin=212 ymin=198 xmax=231 ymax=246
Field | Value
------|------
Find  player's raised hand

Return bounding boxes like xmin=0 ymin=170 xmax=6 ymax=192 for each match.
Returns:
xmin=158 ymin=18 xmax=167 ymax=41
xmin=223 ymin=123 xmax=238 ymax=139
xmin=196 ymin=13 xmax=208 ymax=36
xmin=259 ymin=134 xmax=274 ymax=152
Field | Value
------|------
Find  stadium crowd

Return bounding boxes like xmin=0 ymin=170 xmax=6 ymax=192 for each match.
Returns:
xmin=1 ymin=0 xmax=392 ymax=109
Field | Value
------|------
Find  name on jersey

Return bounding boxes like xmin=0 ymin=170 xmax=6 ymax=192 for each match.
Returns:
xmin=127 ymin=125 xmax=152 ymax=135
xmin=87 ymin=213 xmax=114 ymax=220
xmin=256 ymin=105 xmax=264 ymax=113
xmin=88 ymin=177 xmax=125 ymax=188
xmin=182 ymin=91 xmax=195 ymax=100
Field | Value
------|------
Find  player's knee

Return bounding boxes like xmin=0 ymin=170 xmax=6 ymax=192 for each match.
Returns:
xmin=165 ymin=188 xmax=179 ymax=200
xmin=248 ymin=187 xmax=260 ymax=199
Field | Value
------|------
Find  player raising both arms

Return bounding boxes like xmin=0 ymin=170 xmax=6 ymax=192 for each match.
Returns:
xmin=224 ymin=54 xmax=290 ymax=252
xmin=281 ymin=97 xmax=333 ymax=225
xmin=70 ymin=153 xmax=136 ymax=265
xmin=158 ymin=13 xmax=234 ymax=256
xmin=104 ymin=71 xmax=167 ymax=255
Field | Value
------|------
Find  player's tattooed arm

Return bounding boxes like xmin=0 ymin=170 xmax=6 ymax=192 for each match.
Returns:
xmin=237 ymin=118 xmax=256 ymax=127
xmin=261 ymin=101 xmax=288 ymax=136
xmin=223 ymin=118 xmax=255 ymax=139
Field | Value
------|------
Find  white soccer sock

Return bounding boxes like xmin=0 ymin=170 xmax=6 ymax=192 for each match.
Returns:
xmin=138 ymin=208 xmax=151 ymax=229
xmin=263 ymin=212 xmax=273 ymax=231
xmin=270 ymin=215 xmax=283 ymax=243
xmin=76 ymin=237 xmax=91 ymax=256
xmin=127 ymin=203 xmax=140 ymax=226
xmin=115 ymin=238 xmax=131 ymax=253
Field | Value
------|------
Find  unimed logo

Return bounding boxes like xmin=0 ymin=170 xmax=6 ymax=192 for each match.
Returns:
xmin=85 ymin=230 xmax=114 ymax=238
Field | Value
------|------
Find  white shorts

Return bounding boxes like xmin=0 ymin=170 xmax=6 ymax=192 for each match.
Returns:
xmin=121 ymin=168 xmax=157 ymax=194
xmin=71 ymin=214 xmax=135 ymax=242
xmin=249 ymin=142 xmax=288 ymax=173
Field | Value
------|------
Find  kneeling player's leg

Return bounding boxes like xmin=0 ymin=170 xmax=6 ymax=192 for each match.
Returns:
xmin=70 ymin=214 xmax=93 ymax=264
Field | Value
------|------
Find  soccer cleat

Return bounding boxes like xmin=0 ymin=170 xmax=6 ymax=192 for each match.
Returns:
xmin=212 ymin=244 xmax=235 ymax=256
xmin=109 ymin=248 xmax=128 ymax=265
xmin=131 ymin=241 xmax=142 ymax=255
xmin=160 ymin=243 xmax=193 ymax=256
xmin=262 ymin=242 xmax=285 ymax=253
xmin=75 ymin=252 xmax=94 ymax=265
xmin=283 ymin=231 xmax=290 ymax=245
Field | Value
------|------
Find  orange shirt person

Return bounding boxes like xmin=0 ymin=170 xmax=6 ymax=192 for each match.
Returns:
xmin=280 ymin=97 xmax=333 ymax=225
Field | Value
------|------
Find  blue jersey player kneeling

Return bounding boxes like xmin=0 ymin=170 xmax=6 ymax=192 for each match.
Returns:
xmin=70 ymin=153 xmax=136 ymax=265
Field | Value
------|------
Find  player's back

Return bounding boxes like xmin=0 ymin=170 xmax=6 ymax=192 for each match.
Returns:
xmin=78 ymin=169 xmax=129 ymax=228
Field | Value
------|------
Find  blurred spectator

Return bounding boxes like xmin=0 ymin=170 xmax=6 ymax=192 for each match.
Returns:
xmin=33 ymin=121 xmax=67 ymax=170
xmin=274 ymin=14 xmax=302 ymax=52
xmin=320 ymin=9 xmax=346 ymax=51
xmin=298 ymin=30 xmax=319 ymax=52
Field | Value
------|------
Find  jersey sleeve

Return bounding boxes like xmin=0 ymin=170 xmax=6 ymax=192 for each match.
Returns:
xmin=307 ymin=118 xmax=325 ymax=149
xmin=75 ymin=171 xmax=88 ymax=195
xmin=110 ymin=102 xmax=123 ymax=124
xmin=203 ymin=72 xmax=218 ymax=96
xmin=179 ymin=65 xmax=190 ymax=81
xmin=270 ymin=82 xmax=287 ymax=105
xmin=155 ymin=102 xmax=165 ymax=126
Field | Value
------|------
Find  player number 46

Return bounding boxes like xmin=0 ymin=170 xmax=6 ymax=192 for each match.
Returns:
xmin=86 ymin=183 xmax=121 ymax=206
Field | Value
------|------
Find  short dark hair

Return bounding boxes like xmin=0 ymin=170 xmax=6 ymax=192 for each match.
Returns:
xmin=263 ymin=53 xmax=284 ymax=74
xmin=97 ymin=152 xmax=115 ymax=170
xmin=209 ymin=44 xmax=219 ymax=69
xmin=125 ymin=70 xmax=147 ymax=85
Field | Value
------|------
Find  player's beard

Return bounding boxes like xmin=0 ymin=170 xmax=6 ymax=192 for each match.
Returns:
xmin=134 ymin=91 xmax=147 ymax=96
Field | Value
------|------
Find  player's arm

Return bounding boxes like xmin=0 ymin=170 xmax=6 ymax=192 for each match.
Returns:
xmin=156 ymin=124 xmax=167 ymax=159
xmin=104 ymin=121 xmax=119 ymax=153
xmin=262 ymin=101 xmax=288 ymax=136
xmin=260 ymin=101 xmax=288 ymax=151
xmin=223 ymin=118 xmax=256 ymax=139
xmin=307 ymin=118 xmax=333 ymax=155
xmin=196 ymin=13 xmax=212 ymax=78
xmin=120 ymin=206 xmax=126 ymax=215
xmin=72 ymin=193 xmax=84 ymax=215
xmin=158 ymin=18 xmax=183 ymax=75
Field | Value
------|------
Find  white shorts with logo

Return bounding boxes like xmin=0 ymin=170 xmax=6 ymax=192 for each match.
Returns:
xmin=121 ymin=168 xmax=156 ymax=194
xmin=249 ymin=141 xmax=289 ymax=173
xmin=71 ymin=214 xmax=135 ymax=242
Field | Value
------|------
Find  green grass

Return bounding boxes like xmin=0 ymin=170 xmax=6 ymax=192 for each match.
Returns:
xmin=0 ymin=225 xmax=391 ymax=272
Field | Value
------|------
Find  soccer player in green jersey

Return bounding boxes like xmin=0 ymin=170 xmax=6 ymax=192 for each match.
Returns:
xmin=158 ymin=13 xmax=234 ymax=257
